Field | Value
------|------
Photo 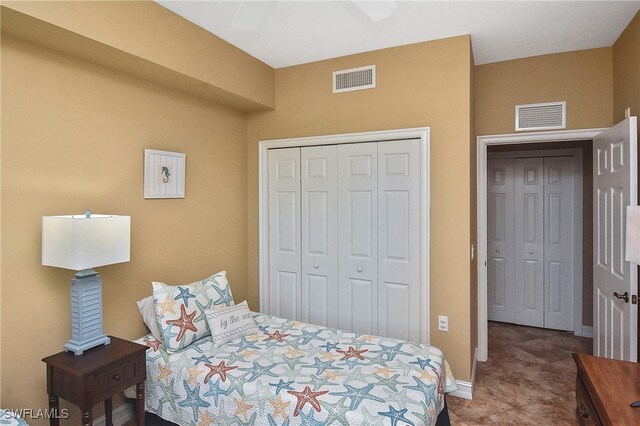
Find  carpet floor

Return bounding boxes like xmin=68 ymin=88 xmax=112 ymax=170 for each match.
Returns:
xmin=447 ymin=321 xmax=592 ymax=425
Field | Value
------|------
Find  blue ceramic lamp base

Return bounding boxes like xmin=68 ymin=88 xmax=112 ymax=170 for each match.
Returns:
xmin=64 ymin=268 xmax=110 ymax=355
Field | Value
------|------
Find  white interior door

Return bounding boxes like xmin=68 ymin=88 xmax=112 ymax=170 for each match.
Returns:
xmin=337 ymin=142 xmax=378 ymax=334
xmin=544 ymin=156 xmax=575 ymax=331
xmin=301 ymin=146 xmax=338 ymax=327
xmin=268 ymin=148 xmax=301 ymax=321
xmin=377 ymin=139 xmax=421 ymax=342
xmin=514 ymin=158 xmax=544 ymax=328
xmin=593 ymin=117 xmax=638 ymax=361
xmin=487 ymin=159 xmax=516 ymax=323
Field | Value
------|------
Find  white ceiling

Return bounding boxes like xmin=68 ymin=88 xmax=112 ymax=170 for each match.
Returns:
xmin=157 ymin=1 xmax=640 ymax=68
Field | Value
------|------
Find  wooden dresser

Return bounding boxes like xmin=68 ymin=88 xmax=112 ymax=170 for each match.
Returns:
xmin=573 ymin=353 xmax=640 ymax=425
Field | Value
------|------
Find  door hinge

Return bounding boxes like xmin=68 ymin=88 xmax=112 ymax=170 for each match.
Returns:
xmin=633 ymin=295 xmax=638 ymax=305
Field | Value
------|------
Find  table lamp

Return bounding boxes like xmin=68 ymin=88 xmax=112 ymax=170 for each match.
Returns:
xmin=626 ymin=206 xmax=640 ymax=265
xmin=42 ymin=211 xmax=130 ymax=355
xmin=625 ymin=205 xmax=640 ymax=409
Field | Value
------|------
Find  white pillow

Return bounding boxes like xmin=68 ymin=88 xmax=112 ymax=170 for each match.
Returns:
xmin=205 ymin=301 xmax=259 ymax=347
xmin=136 ymin=296 xmax=163 ymax=342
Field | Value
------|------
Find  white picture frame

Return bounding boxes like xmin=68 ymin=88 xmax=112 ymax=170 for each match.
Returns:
xmin=144 ymin=149 xmax=186 ymax=199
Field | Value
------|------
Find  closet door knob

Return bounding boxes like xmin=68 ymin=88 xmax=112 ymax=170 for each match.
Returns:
xmin=495 ymin=249 xmax=500 ymax=253
xmin=529 ymin=250 xmax=534 ymax=255
xmin=357 ymin=267 xmax=363 ymax=273
xmin=314 ymin=264 xmax=319 ymax=269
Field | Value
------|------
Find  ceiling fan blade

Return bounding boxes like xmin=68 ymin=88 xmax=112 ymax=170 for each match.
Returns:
xmin=353 ymin=0 xmax=398 ymax=22
xmin=232 ymin=0 xmax=271 ymax=31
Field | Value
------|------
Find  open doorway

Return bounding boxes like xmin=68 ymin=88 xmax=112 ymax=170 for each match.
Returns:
xmin=486 ymin=142 xmax=589 ymax=335
xmin=476 ymin=128 xmax=607 ymax=363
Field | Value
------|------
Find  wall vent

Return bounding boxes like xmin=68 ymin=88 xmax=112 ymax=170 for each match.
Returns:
xmin=515 ymin=101 xmax=566 ymax=131
xmin=333 ymin=65 xmax=376 ymax=93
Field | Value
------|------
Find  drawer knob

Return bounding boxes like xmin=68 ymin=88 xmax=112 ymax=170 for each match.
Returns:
xmin=578 ymin=404 xmax=589 ymax=419
xmin=113 ymin=374 xmax=120 ymax=381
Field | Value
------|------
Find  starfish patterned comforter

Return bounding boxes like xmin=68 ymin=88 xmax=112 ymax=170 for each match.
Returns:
xmin=135 ymin=312 xmax=457 ymax=426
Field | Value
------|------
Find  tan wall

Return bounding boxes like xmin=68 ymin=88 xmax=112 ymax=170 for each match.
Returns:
xmin=0 ymin=36 xmax=248 ymax=422
xmin=613 ymin=11 xmax=640 ymax=122
xmin=475 ymin=48 xmax=613 ymax=136
xmin=246 ymin=36 xmax=475 ymax=380
xmin=2 ymin=1 xmax=275 ymax=111
xmin=469 ymin=45 xmax=478 ymax=355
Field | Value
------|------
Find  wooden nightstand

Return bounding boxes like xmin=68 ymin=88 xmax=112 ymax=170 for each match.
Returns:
xmin=42 ymin=336 xmax=147 ymax=426
xmin=573 ymin=353 xmax=640 ymax=425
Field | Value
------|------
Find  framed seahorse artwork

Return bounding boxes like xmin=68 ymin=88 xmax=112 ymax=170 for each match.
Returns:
xmin=144 ymin=149 xmax=186 ymax=199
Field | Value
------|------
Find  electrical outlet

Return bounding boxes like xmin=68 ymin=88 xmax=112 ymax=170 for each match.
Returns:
xmin=438 ymin=315 xmax=448 ymax=332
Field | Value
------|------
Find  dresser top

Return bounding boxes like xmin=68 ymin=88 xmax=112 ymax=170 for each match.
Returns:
xmin=573 ymin=353 xmax=640 ymax=425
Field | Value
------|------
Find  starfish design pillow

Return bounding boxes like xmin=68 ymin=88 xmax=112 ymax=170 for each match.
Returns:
xmin=153 ymin=271 xmax=235 ymax=352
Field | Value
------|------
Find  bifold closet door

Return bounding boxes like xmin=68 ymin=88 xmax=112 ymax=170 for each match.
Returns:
xmin=337 ymin=142 xmax=378 ymax=335
xmin=301 ymin=146 xmax=338 ymax=328
xmin=377 ymin=139 xmax=421 ymax=342
xmin=487 ymin=159 xmax=516 ymax=323
xmin=543 ymin=156 xmax=574 ymax=331
xmin=514 ymin=158 xmax=544 ymax=328
xmin=268 ymin=148 xmax=301 ymax=321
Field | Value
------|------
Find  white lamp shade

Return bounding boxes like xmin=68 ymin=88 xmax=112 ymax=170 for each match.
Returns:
xmin=626 ymin=206 xmax=640 ymax=265
xmin=42 ymin=214 xmax=130 ymax=271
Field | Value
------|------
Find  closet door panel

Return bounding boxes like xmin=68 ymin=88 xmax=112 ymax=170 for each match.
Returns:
xmin=514 ymin=158 xmax=544 ymax=327
xmin=544 ymin=156 xmax=574 ymax=331
xmin=487 ymin=158 xmax=516 ymax=323
xmin=337 ymin=143 xmax=378 ymax=334
xmin=301 ymin=145 xmax=338 ymax=328
xmin=268 ymin=148 xmax=301 ymax=320
xmin=377 ymin=139 xmax=421 ymax=342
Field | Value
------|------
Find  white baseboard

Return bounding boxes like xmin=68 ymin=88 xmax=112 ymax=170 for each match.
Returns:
xmin=580 ymin=326 xmax=593 ymax=338
xmin=94 ymin=402 xmax=135 ymax=426
xmin=449 ymin=347 xmax=477 ymax=400
xmin=450 ymin=380 xmax=473 ymax=400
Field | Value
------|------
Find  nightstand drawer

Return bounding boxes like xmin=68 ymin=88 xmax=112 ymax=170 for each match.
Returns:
xmin=94 ymin=358 xmax=141 ymax=398
xmin=576 ymin=375 xmax=601 ymax=426
xmin=43 ymin=336 xmax=147 ymax=425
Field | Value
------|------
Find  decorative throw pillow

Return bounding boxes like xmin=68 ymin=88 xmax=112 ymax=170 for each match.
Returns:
xmin=205 ymin=300 xmax=258 ymax=347
xmin=152 ymin=271 xmax=235 ymax=352
xmin=136 ymin=295 xmax=163 ymax=342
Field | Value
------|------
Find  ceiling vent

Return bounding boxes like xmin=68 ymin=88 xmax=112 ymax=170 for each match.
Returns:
xmin=333 ymin=65 xmax=376 ymax=93
xmin=515 ymin=101 xmax=566 ymax=132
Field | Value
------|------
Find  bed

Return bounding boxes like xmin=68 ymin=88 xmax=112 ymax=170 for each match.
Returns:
xmin=134 ymin=312 xmax=456 ymax=425
xmin=0 ymin=410 xmax=28 ymax=426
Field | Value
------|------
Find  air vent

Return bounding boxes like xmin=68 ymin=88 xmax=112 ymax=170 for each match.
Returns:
xmin=516 ymin=101 xmax=566 ymax=131
xmin=333 ymin=65 xmax=376 ymax=93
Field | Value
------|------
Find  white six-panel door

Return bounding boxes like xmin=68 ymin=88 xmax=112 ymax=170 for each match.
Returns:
xmin=267 ymin=139 xmax=422 ymax=342
xmin=544 ymin=156 xmax=575 ymax=331
xmin=301 ymin=146 xmax=338 ymax=327
xmin=268 ymin=148 xmax=302 ymax=321
xmin=515 ymin=158 xmax=545 ymax=328
xmin=337 ymin=142 xmax=378 ymax=335
xmin=593 ymin=117 xmax=638 ymax=361
xmin=487 ymin=159 xmax=516 ymax=323
xmin=377 ymin=140 xmax=421 ymax=342
xmin=488 ymin=154 xmax=576 ymax=331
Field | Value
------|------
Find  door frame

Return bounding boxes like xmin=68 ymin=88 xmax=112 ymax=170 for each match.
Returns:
xmin=487 ymin=148 xmax=583 ymax=332
xmin=477 ymin=128 xmax=607 ymax=362
xmin=259 ymin=127 xmax=431 ymax=344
